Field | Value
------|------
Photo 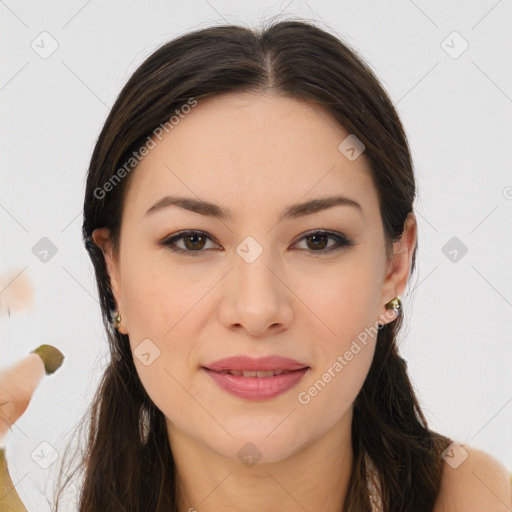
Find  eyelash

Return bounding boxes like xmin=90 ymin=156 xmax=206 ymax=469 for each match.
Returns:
xmin=159 ymin=230 xmax=353 ymax=257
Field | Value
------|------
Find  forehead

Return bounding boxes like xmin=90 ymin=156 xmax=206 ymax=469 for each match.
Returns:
xmin=123 ymin=91 xmax=378 ymax=222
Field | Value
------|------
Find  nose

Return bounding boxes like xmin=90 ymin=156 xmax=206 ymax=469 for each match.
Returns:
xmin=217 ymin=243 xmax=294 ymax=337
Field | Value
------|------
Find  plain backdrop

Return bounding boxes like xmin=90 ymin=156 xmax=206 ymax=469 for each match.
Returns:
xmin=1 ymin=1 xmax=511 ymax=509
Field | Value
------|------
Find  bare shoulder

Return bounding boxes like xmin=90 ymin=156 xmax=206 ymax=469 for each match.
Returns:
xmin=433 ymin=442 xmax=512 ymax=512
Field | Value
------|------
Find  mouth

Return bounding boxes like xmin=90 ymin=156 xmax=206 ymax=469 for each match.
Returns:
xmin=211 ymin=368 xmax=307 ymax=377
xmin=201 ymin=364 xmax=310 ymax=400
xmin=203 ymin=355 xmax=309 ymax=373
xmin=201 ymin=355 xmax=310 ymax=399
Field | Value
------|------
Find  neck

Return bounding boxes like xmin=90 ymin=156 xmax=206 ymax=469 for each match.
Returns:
xmin=168 ymin=408 xmax=354 ymax=512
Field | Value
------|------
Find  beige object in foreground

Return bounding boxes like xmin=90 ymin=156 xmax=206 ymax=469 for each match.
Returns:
xmin=0 ymin=344 xmax=64 ymax=511
xmin=0 ymin=270 xmax=33 ymax=319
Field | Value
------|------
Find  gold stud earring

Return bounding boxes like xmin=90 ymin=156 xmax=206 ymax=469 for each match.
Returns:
xmin=385 ymin=297 xmax=402 ymax=313
xmin=114 ymin=312 xmax=122 ymax=330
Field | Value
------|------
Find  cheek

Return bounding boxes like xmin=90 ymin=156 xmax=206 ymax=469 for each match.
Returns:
xmin=118 ymin=253 xmax=209 ymax=415
xmin=295 ymin=315 xmax=377 ymax=440
xmin=294 ymin=252 xmax=383 ymax=347
xmin=119 ymin=246 xmax=197 ymax=337
xmin=127 ymin=317 xmax=197 ymax=427
xmin=291 ymin=254 xmax=381 ymax=421
xmin=293 ymin=344 xmax=374 ymax=450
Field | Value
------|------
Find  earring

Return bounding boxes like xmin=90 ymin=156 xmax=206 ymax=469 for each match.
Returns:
xmin=113 ymin=311 xmax=122 ymax=330
xmin=385 ymin=297 xmax=402 ymax=313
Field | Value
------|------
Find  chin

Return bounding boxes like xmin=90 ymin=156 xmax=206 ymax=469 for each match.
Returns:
xmin=202 ymin=419 xmax=312 ymax=466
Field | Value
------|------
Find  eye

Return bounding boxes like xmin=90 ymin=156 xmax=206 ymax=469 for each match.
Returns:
xmin=293 ymin=230 xmax=353 ymax=254
xmin=159 ymin=230 xmax=220 ymax=256
xmin=159 ymin=230 xmax=353 ymax=256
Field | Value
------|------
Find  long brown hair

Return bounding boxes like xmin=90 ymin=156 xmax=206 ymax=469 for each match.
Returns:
xmin=52 ymin=18 xmax=452 ymax=512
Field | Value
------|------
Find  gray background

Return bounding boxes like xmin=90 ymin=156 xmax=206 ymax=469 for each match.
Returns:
xmin=1 ymin=0 xmax=511 ymax=509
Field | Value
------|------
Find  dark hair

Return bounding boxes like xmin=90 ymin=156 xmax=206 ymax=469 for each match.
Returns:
xmin=52 ymin=17 xmax=452 ymax=512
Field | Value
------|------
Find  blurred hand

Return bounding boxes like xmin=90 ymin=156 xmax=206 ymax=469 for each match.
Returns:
xmin=0 ymin=269 xmax=64 ymax=511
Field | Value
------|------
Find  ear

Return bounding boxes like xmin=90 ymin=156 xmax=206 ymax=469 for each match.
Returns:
xmin=91 ymin=227 xmax=127 ymax=334
xmin=377 ymin=212 xmax=417 ymax=324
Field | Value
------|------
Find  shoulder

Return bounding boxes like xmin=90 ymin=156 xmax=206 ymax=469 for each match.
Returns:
xmin=433 ymin=442 xmax=512 ymax=512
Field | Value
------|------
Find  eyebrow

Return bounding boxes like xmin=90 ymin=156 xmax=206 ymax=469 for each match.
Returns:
xmin=145 ymin=194 xmax=363 ymax=221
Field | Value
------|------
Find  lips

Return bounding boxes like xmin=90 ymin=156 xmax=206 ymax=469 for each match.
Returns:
xmin=217 ymin=369 xmax=293 ymax=377
xmin=203 ymin=355 xmax=309 ymax=373
xmin=201 ymin=355 xmax=310 ymax=400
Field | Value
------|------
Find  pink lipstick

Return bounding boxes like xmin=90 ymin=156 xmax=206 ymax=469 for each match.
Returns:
xmin=202 ymin=355 xmax=310 ymax=400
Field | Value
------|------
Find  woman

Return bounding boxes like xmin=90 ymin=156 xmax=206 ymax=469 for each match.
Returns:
xmin=48 ymin=19 xmax=511 ymax=512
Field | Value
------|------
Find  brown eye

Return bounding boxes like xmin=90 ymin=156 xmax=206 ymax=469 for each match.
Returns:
xmin=305 ymin=233 xmax=329 ymax=250
xmin=294 ymin=231 xmax=352 ymax=253
xmin=160 ymin=231 xmax=219 ymax=256
xmin=183 ymin=233 xmax=207 ymax=251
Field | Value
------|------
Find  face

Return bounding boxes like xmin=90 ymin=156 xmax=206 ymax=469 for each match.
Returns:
xmin=93 ymin=91 xmax=416 ymax=464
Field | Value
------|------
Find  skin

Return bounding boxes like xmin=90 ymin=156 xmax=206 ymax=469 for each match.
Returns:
xmin=0 ymin=278 xmax=63 ymax=511
xmin=0 ymin=354 xmax=45 ymax=445
xmin=92 ymin=92 xmax=510 ymax=511
xmin=434 ymin=445 xmax=512 ymax=511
